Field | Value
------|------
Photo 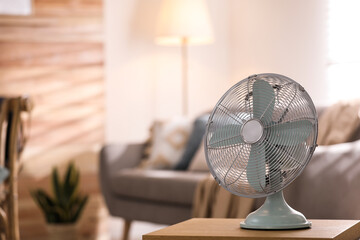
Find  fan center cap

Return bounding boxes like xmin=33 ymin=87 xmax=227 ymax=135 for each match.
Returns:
xmin=241 ymin=119 xmax=264 ymax=144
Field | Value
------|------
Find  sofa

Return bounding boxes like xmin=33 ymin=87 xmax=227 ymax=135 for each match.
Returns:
xmin=100 ymin=143 xmax=209 ymax=240
xmin=100 ymin=104 xmax=360 ymax=240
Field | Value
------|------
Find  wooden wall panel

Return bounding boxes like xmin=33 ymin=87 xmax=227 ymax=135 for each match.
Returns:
xmin=0 ymin=0 xmax=104 ymax=161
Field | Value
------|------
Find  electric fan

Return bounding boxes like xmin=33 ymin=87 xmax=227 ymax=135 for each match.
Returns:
xmin=204 ymin=73 xmax=317 ymax=230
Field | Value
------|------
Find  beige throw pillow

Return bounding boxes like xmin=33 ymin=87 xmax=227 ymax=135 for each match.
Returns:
xmin=189 ymin=139 xmax=209 ymax=172
xmin=140 ymin=117 xmax=192 ymax=169
xmin=318 ymin=100 xmax=360 ymax=145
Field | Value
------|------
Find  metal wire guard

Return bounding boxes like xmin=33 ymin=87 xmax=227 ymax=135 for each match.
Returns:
xmin=204 ymin=73 xmax=318 ymax=198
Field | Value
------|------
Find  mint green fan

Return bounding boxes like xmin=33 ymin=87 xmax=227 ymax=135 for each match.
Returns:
xmin=204 ymin=73 xmax=317 ymax=230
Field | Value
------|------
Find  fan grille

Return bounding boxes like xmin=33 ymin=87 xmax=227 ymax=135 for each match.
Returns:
xmin=205 ymin=73 xmax=318 ymax=198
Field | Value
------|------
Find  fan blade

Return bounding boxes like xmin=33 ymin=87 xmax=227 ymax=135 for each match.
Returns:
xmin=253 ymin=79 xmax=275 ymax=124
xmin=247 ymin=145 xmax=266 ymax=192
xmin=268 ymin=119 xmax=313 ymax=146
xmin=222 ymin=143 xmax=249 ymax=187
xmin=265 ymin=141 xmax=306 ymax=171
xmin=209 ymin=124 xmax=244 ymax=148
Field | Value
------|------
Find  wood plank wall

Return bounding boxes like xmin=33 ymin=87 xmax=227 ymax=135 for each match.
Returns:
xmin=0 ymin=0 xmax=104 ymax=162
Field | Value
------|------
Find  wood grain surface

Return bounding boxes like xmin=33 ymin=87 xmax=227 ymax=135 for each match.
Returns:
xmin=0 ymin=0 xmax=105 ymax=163
xmin=143 ymin=218 xmax=360 ymax=240
xmin=0 ymin=0 xmax=106 ymax=239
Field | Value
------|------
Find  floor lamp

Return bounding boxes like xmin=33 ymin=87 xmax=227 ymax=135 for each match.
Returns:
xmin=156 ymin=0 xmax=214 ymax=116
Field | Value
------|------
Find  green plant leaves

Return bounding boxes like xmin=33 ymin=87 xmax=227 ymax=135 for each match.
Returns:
xmin=30 ymin=161 xmax=88 ymax=224
xmin=52 ymin=168 xmax=63 ymax=207
xmin=71 ymin=195 xmax=88 ymax=222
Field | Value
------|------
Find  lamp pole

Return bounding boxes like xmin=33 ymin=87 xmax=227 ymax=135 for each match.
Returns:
xmin=181 ymin=37 xmax=188 ymax=116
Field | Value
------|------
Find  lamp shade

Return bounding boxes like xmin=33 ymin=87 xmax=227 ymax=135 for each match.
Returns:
xmin=156 ymin=0 xmax=214 ymax=45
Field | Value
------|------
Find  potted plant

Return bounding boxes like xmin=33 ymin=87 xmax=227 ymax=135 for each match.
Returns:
xmin=31 ymin=162 xmax=88 ymax=240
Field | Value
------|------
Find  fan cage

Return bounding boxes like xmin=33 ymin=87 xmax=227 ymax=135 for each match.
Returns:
xmin=204 ymin=73 xmax=318 ymax=198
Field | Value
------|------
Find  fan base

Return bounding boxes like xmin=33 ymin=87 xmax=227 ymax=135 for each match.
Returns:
xmin=240 ymin=191 xmax=311 ymax=230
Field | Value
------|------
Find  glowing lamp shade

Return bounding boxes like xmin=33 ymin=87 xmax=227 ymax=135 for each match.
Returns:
xmin=155 ymin=0 xmax=214 ymax=115
xmin=156 ymin=0 xmax=214 ymax=45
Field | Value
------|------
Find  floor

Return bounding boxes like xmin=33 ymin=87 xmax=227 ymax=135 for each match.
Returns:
xmin=109 ymin=218 xmax=167 ymax=240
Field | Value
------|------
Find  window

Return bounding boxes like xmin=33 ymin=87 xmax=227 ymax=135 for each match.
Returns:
xmin=0 ymin=0 xmax=31 ymax=15
xmin=328 ymin=0 xmax=360 ymax=103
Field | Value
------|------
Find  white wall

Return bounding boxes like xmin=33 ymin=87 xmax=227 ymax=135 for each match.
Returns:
xmin=105 ymin=0 xmax=329 ymax=143
xmin=228 ymin=0 xmax=328 ymax=106
xmin=105 ymin=0 xmax=232 ymax=143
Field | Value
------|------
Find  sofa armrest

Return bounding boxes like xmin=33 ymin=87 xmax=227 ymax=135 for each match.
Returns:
xmin=280 ymin=139 xmax=360 ymax=219
xmin=99 ymin=143 xmax=145 ymax=207
xmin=100 ymin=143 xmax=145 ymax=177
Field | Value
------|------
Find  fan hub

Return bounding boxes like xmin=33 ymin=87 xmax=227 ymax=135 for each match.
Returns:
xmin=241 ymin=119 xmax=264 ymax=144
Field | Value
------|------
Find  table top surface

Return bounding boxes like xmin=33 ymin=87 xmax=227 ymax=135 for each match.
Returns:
xmin=143 ymin=218 xmax=360 ymax=240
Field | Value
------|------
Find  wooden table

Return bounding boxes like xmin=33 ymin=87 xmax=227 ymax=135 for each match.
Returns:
xmin=143 ymin=218 xmax=360 ymax=240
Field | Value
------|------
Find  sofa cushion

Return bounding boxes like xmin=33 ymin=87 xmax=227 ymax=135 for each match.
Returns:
xmin=174 ymin=113 xmax=210 ymax=170
xmin=110 ymin=169 xmax=209 ymax=206
xmin=188 ymin=139 xmax=208 ymax=172
xmin=318 ymin=101 xmax=360 ymax=145
xmin=139 ymin=117 xmax=192 ymax=169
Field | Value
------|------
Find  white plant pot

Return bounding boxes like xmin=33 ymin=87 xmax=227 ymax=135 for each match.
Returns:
xmin=46 ymin=223 xmax=78 ymax=240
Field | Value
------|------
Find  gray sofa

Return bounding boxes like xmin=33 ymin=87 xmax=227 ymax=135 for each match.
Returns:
xmin=99 ymin=143 xmax=208 ymax=239
xmin=100 ymin=107 xmax=360 ymax=240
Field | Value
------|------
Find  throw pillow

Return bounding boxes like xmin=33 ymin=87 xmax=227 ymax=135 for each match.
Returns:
xmin=139 ymin=117 xmax=192 ymax=169
xmin=174 ymin=113 xmax=210 ymax=170
xmin=317 ymin=100 xmax=360 ymax=145
xmin=188 ymin=139 xmax=209 ymax=172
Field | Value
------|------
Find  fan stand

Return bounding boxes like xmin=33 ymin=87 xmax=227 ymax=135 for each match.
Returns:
xmin=240 ymin=191 xmax=311 ymax=230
